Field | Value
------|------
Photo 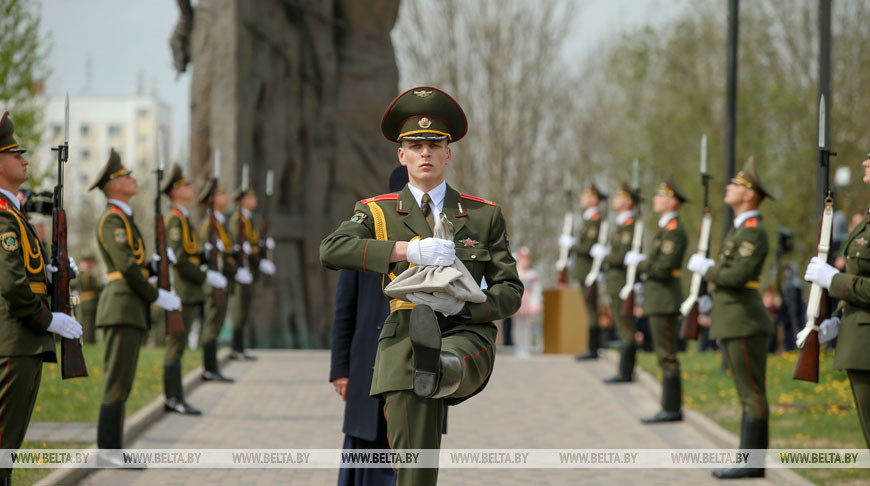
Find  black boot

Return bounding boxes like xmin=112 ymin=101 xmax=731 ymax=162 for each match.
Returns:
xmin=164 ymin=363 xmax=202 ymax=415
xmin=576 ymin=326 xmax=600 ymax=360
xmin=713 ymin=416 xmax=766 ymax=478
xmin=97 ymin=402 xmax=124 ymax=449
xmin=409 ymin=305 xmax=443 ymax=398
xmin=202 ymin=340 xmax=234 ymax=382
xmin=229 ymin=328 xmax=257 ymax=361
xmin=604 ymin=343 xmax=635 ymax=383
xmin=642 ymin=373 xmax=683 ymax=423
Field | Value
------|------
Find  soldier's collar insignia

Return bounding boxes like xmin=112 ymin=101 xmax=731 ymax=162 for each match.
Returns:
xmin=460 ymin=238 xmax=478 ymax=247
xmin=745 ymin=218 xmax=758 ymax=228
xmin=418 ymin=117 xmax=432 ymax=129
xmin=857 ymin=237 xmax=868 ymax=246
xmin=413 ymin=89 xmax=433 ymax=98
xmin=0 ymin=232 xmax=18 ymax=251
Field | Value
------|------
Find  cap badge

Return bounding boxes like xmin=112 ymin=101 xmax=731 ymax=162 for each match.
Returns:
xmin=413 ymin=90 xmax=433 ymax=98
xmin=418 ymin=117 xmax=432 ymax=129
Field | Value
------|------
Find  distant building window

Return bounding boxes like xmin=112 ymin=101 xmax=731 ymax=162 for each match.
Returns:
xmin=137 ymin=108 xmax=149 ymax=118
xmin=80 ymin=124 xmax=90 ymax=137
xmin=108 ymin=124 xmax=122 ymax=137
xmin=52 ymin=125 xmax=62 ymax=138
xmin=137 ymin=135 xmax=148 ymax=144
xmin=80 ymin=148 xmax=91 ymax=160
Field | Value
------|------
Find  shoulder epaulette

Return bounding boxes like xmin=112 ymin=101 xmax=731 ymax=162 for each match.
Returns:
xmin=624 ymin=217 xmax=634 ymax=226
xmin=591 ymin=213 xmax=600 ymax=221
xmin=360 ymin=194 xmax=399 ymax=205
xmin=460 ymin=194 xmax=496 ymax=206
xmin=110 ymin=206 xmax=124 ymax=216
xmin=745 ymin=218 xmax=758 ymax=228
xmin=171 ymin=208 xmax=184 ymax=217
xmin=666 ymin=219 xmax=677 ymax=231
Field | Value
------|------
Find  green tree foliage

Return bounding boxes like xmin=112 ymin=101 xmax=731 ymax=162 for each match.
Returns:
xmin=0 ymin=0 xmax=50 ymax=154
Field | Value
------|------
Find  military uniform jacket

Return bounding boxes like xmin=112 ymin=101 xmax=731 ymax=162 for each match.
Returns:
xmin=72 ymin=270 xmax=103 ymax=304
xmin=320 ymin=184 xmax=523 ymax=404
xmin=167 ymin=208 xmax=206 ymax=304
xmin=95 ymin=203 xmax=157 ymax=329
xmin=0 ymin=193 xmax=56 ymax=361
xmin=604 ymin=214 xmax=635 ymax=296
xmin=199 ymin=214 xmax=238 ymax=295
xmin=708 ymin=215 xmax=773 ymax=339
xmin=639 ymin=216 xmax=688 ymax=315
xmin=571 ymin=212 xmax=601 ymax=285
xmin=229 ymin=210 xmax=261 ymax=280
xmin=828 ymin=214 xmax=870 ymax=370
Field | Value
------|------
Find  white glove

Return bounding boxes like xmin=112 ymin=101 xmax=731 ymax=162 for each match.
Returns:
xmin=155 ymin=288 xmax=182 ymax=311
xmin=406 ymin=292 xmax=465 ymax=317
xmin=235 ymin=267 xmax=254 ymax=285
xmin=68 ymin=257 xmax=78 ymax=278
xmin=688 ymin=254 xmax=715 ymax=276
xmin=166 ymin=248 xmax=177 ymax=264
xmin=590 ymin=243 xmax=609 ymax=259
xmin=47 ymin=312 xmax=83 ymax=339
xmin=804 ymin=256 xmax=839 ymax=290
xmin=819 ymin=317 xmax=840 ymax=343
xmin=698 ymin=294 xmax=713 ymax=314
xmin=45 ymin=257 xmax=79 ymax=283
xmin=624 ymin=250 xmax=646 ymax=267
xmin=265 ymin=237 xmax=276 ymax=250
xmin=406 ymin=238 xmax=455 ymax=266
xmin=242 ymin=241 xmax=252 ymax=255
xmin=259 ymin=258 xmax=276 ymax=275
xmin=558 ymin=234 xmax=575 ymax=249
xmin=205 ymin=270 xmax=227 ymax=289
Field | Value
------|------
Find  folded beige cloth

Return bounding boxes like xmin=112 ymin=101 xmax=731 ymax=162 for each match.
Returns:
xmin=385 ymin=213 xmax=487 ymax=304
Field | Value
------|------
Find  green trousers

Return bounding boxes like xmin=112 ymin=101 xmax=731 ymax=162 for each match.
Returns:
xmin=609 ymin=291 xmax=635 ymax=345
xmin=722 ymin=335 xmax=769 ymax=421
xmin=0 ymin=355 xmax=42 ymax=478
xmin=847 ymin=369 xmax=870 ymax=448
xmin=581 ymin=283 xmax=599 ymax=348
xmin=165 ymin=302 xmax=201 ymax=364
xmin=102 ymin=326 xmax=145 ymax=404
xmin=201 ymin=289 xmax=228 ymax=344
xmin=383 ymin=330 xmax=495 ymax=486
xmin=649 ymin=314 xmax=681 ymax=376
xmin=233 ymin=284 xmax=253 ymax=351
xmin=76 ymin=299 xmax=98 ymax=344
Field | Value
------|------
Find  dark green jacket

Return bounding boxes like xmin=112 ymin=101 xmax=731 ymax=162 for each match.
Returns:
xmin=95 ymin=203 xmax=157 ymax=329
xmin=199 ymin=213 xmax=238 ymax=296
xmin=320 ymin=184 xmax=522 ymax=404
xmin=640 ymin=215 xmax=688 ymax=315
xmin=229 ymin=210 xmax=261 ymax=281
xmin=571 ymin=211 xmax=601 ymax=285
xmin=166 ymin=207 xmax=206 ymax=304
xmin=828 ymin=216 xmax=870 ymax=370
xmin=708 ymin=214 xmax=773 ymax=339
xmin=605 ymin=213 xmax=635 ymax=297
xmin=0 ymin=192 xmax=56 ymax=361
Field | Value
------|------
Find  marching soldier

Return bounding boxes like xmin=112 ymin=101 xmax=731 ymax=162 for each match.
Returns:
xmin=802 ymin=156 xmax=870 ymax=448
xmin=228 ymin=186 xmax=276 ymax=359
xmin=687 ymin=159 xmax=774 ymax=479
xmin=320 ymin=86 xmax=522 ymax=485
xmin=596 ymin=183 xmax=639 ymax=383
xmin=0 ymin=112 xmax=83 ymax=483
xmin=625 ymin=175 xmax=689 ymax=422
xmin=198 ymin=180 xmax=240 ymax=381
xmin=570 ymin=185 xmax=607 ymax=360
xmin=90 ymin=149 xmax=182 ymax=454
xmin=73 ymin=255 xmax=103 ymax=344
xmin=163 ymin=164 xmax=227 ymax=412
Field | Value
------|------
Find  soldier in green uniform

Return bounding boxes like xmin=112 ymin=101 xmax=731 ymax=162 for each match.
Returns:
xmin=569 ymin=185 xmax=607 ymax=360
xmin=0 ymin=112 xmax=83 ymax=482
xmin=73 ymin=255 xmax=103 ymax=344
xmin=320 ymin=86 xmax=522 ymax=486
xmin=688 ymin=159 xmax=774 ymax=479
xmin=625 ymin=176 xmax=689 ymax=422
xmin=802 ymin=156 xmax=870 ymax=448
xmin=90 ymin=149 xmax=182 ymax=454
xmin=597 ymin=183 xmax=639 ymax=383
xmin=198 ymin=180 xmax=239 ymax=382
xmin=162 ymin=164 xmax=227 ymax=412
xmin=228 ymin=187 xmax=275 ymax=359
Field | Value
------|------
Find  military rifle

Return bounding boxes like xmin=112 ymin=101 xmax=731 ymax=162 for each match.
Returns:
xmin=155 ymin=133 xmax=185 ymax=336
xmin=794 ymin=95 xmax=835 ymax=383
xmin=555 ymin=188 xmax=574 ymax=287
xmin=51 ymin=94 xmax=88 ymax=379
xmin=207 ymin=150 xmax=226 ymax=309
xmin=680 ymin=134 xmax=713 ymax=339
xmin=235 ymin=164 xmax=253 ymax=324
xmin=260 ymin=169 xmax=274 ymax=286
xmin=619 ymin=159 xmax=643 ymax=317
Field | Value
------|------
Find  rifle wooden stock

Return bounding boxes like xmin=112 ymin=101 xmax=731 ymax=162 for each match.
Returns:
xmin=260 ymin=218 xmax=273 ymax=286
xmin=620 ymin=290 xmax=634 ymax=318
xmin=52 ymin=207 xmax=88 ymax=379
xmin=155 ymin=215 xmax=185 ymax=336
xmin=793 ymin=293 xmax=823 ymax=382
xmin=208 ymin=214 xmax=226 ymax=310
xmin=679 ymin=281 xmax=706 ymax=340
xmin=794 ymin=209 xmax=832 ymax=383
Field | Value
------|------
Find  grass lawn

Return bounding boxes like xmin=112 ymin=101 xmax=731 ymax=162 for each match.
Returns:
xmin=33 ymin=342 xmax=202 ymax=422
xmin=637 ymin=344 xmax=867 ymax=485
xmin=11 ymin=441 xmax=82 ymax=485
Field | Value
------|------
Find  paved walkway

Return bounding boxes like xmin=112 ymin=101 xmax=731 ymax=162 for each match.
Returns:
xmin=79 ymin=349 xmax=771 ymax=485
